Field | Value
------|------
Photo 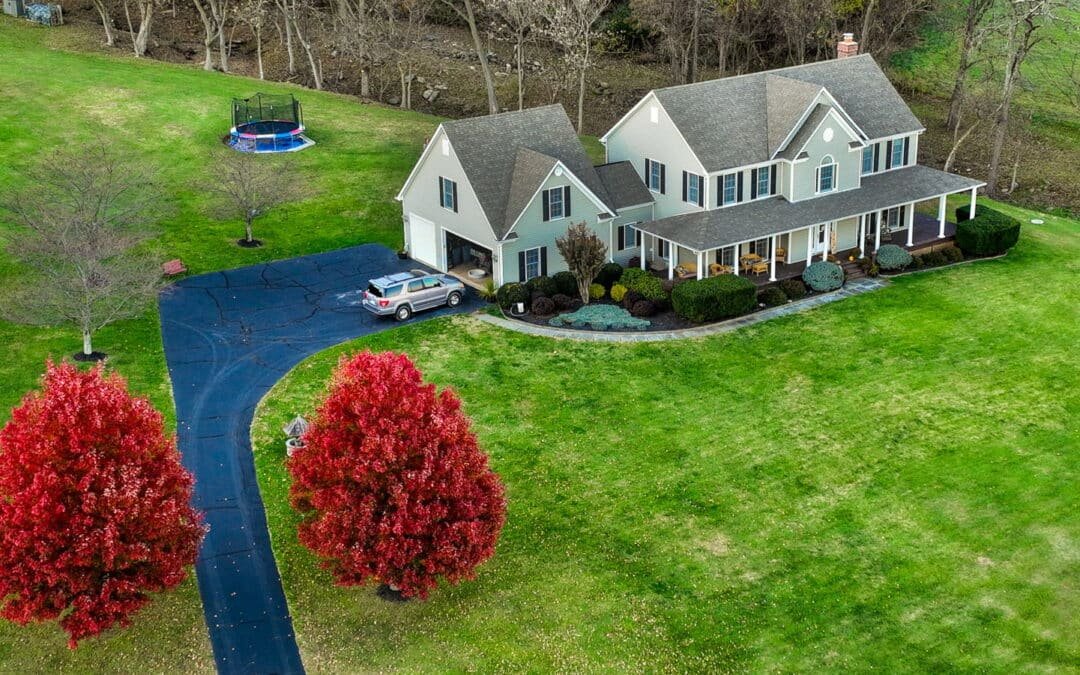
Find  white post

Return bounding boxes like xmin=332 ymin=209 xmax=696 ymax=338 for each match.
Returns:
xmin=609 ymin=222 xmax=615 ymax=262
xmin=858 ymin=214 xmax=865 ymax=257
xmin=639 ymin=236 xmax=646 ymax=270
xmin=805 ymin=226 xmax=813 ymax=266
xmin=874 ymin=214 xmax=881 ymax=252
xmin=906 ymin=203 xmax=915 ymax=247
xmin=769 ymin=234 xmax=778 ymax=281
xmin=733 ymin=244 xmax=740 ymax=276
xmin=822 ymin=222 xmax=831 ymax=261
xmin=937 ymin=195 xmax=947 ymax=238
xmin=969 ymin=187 xmax=977 ymax=219
xmin=668 ymin=242 xmax=675 ymax=280
xmin=697 ymin=251 xmax=704 ymax=280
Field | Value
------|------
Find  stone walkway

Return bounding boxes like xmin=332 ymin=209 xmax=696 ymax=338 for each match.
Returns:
xmin=475 ymin=277 xmax=889 ymax=342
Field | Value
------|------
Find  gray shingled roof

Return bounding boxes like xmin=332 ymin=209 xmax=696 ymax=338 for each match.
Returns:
xmin=442 ymin=104 xmax=614 ymax=240
xmin=652 ymin=55 xmax=923 ymax=173
xmin=596 ymin=161 xmax=654 ymax=210
xmin=635 ymin=165 xmax=983 ymax=251
xmin=765 ymin=75 xmax=823 ymax=156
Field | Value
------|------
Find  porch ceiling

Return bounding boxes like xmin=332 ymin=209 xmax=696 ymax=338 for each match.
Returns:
xmin=635 ymin=165 xmax=984 ymax=252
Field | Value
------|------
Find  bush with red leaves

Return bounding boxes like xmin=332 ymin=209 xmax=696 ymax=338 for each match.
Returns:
xmin=288 ymin=351 xmax=506 ymax=599
xmin=0 ymin=362 xmax=204 ymax=648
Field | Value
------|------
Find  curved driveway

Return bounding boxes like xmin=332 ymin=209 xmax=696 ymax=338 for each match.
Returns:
xmin=159 ymin=245 xmax=477 ymax=674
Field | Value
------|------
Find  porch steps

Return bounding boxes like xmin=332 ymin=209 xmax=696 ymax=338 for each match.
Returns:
xmin=841 ymin=260 xmax=866 ymax=281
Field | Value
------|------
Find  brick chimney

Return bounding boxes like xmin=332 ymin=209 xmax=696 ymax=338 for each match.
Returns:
xmin=837 ymin=33 xmax=859 ymax=59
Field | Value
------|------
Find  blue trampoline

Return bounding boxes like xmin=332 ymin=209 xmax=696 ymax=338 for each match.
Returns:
xmin=228 ymin=93 xmax=314 ymax=153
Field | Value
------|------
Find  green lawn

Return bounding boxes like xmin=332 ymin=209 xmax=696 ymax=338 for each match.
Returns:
xmin=253 ymin=206 xmax=1078 ymax=672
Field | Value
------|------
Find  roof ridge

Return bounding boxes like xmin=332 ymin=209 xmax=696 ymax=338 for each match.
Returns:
xmin=653 ymin=54 xmax=872 ymax=96
xmin=442 ymin=103 xmax=565 ymax=129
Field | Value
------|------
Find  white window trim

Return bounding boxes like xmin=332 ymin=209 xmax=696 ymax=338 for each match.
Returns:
xmin=685 ymin=172 xmax=702 ymax=205
xmin=756 ymin=166 xmax=770 ymax=198
xmin=721 ymin=173 xmax=737 ymax=206
xmin=646 ymin=158 xmax=664 ymax=194
xmin=816 ymin=157 xmax=838 ymax=195
xmin=618 ymin=223 xmax=640 ymax=250
xmin=523 ymin=246 xmax=542 ymax=281
xmin=546 ymin=186 xmax=567 ymax=221
xmin=439 ymin=176 xmax=456 ymax=212
xmin=861 ymin=146 xmax=874 ymax=176
xmin=890 ymin=140 xmax=905 ymax=169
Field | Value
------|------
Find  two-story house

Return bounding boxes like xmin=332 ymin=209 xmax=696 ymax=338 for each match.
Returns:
xmin=397 ymin=34 xmax=983 ymax=288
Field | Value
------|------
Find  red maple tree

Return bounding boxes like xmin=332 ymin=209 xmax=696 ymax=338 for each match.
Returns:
xmin=0 ymin=361 xmax=204 ymax=647
xmin=289 ymin=351 xmax=506 ymax=599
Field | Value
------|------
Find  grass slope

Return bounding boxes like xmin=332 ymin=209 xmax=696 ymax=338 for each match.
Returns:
xmin=253 ymin=207 xmax=1078 ymax=672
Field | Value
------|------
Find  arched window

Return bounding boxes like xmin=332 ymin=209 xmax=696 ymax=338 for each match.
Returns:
xmin=817 ymin=155 xmax=838 ymax=193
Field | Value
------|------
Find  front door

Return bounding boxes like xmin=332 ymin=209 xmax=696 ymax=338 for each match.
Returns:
xmin=810 ymin=223 xmax=828 ymax=256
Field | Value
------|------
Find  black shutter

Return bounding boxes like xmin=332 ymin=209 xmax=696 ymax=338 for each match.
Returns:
xmin=873 ymin=144 xmax=880 ymax=172
xmin=770 ymin=165 xmax=777 ymax=195
xmin=903 ymin=137 xmax=910 ymax=165
xmin=542 ymin=189 xmax=550 ymax=222
xmin=717 ymin=176 xmax=723 ymax=206
xmin=750 ymin=168 xmax=758 ymax=199
xmin=563 ymin=186 xmax=571 ymax=217
xmin=682 ymin=171 xmax=688 ymax=202
xmin=518 ymin=251 xmax=526 ymax=282
xmin=885 ymin=140 xmax=893 ymax=169
xmin=644 ymin=159 xmax=650 ymax=188
xmin=736 ymin=172 xmax=743 ymax=202
xmin=696 ymin=176 xmax=704 ymax=207
xmin=659 ymin=164 xmax=666 ymax=194
xmin=438 ymin=177 xmax=444 ymax=207
xmin=540 ymin=247 xmax=548 ymax=276
xmin=617 ymin=225 xmax=624 ymax=250
xmin=451 ymin=181 xmax=458 ymax=212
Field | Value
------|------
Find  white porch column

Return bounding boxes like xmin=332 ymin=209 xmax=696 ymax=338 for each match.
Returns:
xmin=697 ymin=251 xmax=704 ymax=280
xmin=822 ymin=222 xmax=831 ymax=261
xmin=874 ymin=215 xmax=881 ymax=252
xmin=639 ymin=236 xmax=646 ymax=270
xmin=805 ymin=226 xmax=813 ymax=265
xmin=608 ymin=222 xmax=615 ymax=262
xmin=733 ymin=245 xmax=740 ymax=276
xmin=937 ymin=195 xmax=947 ymax=238
xmin=906 ymin=203 xmax=915 ymax=247
xmin=969 ymin=186 xmax=977 ymax=219
xmin=769 ymin=234 xmax=778 ymax=281
xmin=858 ymin=214 xmax=866 ymax=257
xmin=668 ymin=242 xmax=675 ymax=280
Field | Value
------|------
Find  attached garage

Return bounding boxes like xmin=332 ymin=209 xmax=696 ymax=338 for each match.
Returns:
xmin=406 ymin=213 xmax=439 ymax=269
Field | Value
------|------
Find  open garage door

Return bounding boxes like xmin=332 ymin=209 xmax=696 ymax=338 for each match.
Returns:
xmin=407 ymin=213 xmax=439 ymax=268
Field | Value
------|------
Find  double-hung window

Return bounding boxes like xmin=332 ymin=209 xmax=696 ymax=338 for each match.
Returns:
xmin=524 ymin=247 xmax=542 ymax=281
xmin=439 ymin=177 xmax=457 ymax=211
xmin=657 ymin=239 xmax=670 ymax=259
xmin=891 ymin=139 xmax=905 ymax=168
xmin=817 ymin=156 xmax=837 ymax=193
xmin=542 ymin=186 xmax=570 ymax=221
xmin=756 ymin=166 xmax=770 ymax=197
xmin=646 ymin=158 xmax=665 ymax=193
xmin=683 ymin=171 xmax=703 ymax=207
xmin=748 ymin=238 xmax=770 ymax=257
xmin=861 ymin=146 xmax=874 ymax=175
xmin=722 ymin=173 xmax=737 ymax=205
xmin=617 ymin=223 xmax=639 ymax=250
xmin=717 ymin=247 xmax=735 ymax=267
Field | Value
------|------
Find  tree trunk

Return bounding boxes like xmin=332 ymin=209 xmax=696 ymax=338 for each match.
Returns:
xmin=987 ymin=20 xmax=1024 ymax=198
xmin=132 ymin=0 xmax=155 ymax=57
xmin=462 ymin=0 xmax=498 ymax=114
xmin=516 ymin=29 xmax=525 ymax=110
xmin=688 ymin=0 xmax=700 ymax=83
xmin=859 ymin=0 xmax=875 ymax=54
xmin=255 ymin=20 xmax=264 ymax=79
xmin=360 ymin=67 xmax=370 ymax=97
xmin=245 ymin=219 xmax=254 ymax=243
xmin=947 ymin=0 xmax=987 ymax=131
xmin=943 ymin=119 xmax=978 ymax=173
xmin=193 ymin=0 xmax=216 ymax=70
xmin=216 ymin=4 xmax=231 ymax=72
xmin=576 ymin=62 xmax=586 ymax=133
xmin=82 ymin=330 xmax=93 ymax=357
xmin=93 ymin=0 xmax=116 ymax=46
xmin=294 ymin=18 xmax=323 ymax=90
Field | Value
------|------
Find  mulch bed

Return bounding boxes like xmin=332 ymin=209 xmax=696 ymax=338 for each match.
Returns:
xmin=511 ymin=299 xmax=696 ymax=332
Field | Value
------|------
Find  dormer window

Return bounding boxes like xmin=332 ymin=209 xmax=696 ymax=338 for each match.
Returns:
xmin=890 ymin=139 xmax=905 ymax=168
xmin=816 ymin=155 xmax=837 ymax=193
xmin=721 ymin=173 xmax=737 ymax=205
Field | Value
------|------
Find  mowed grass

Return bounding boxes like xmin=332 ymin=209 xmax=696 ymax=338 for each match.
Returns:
xmin=252 ymin=206 xmax=1079 ymax=672
xmin=0 ymin=17 xmax=434 ymax=669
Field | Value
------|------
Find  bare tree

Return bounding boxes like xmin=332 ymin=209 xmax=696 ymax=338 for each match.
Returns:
xmin=440 ymin=0 xmax=499 ymax=114
xmin=122 ymin=0 xmax=159 ymax=57
xmin=946 ymin=0 xmax=995 ymax=131
xmin=544 ymin=0 xmax=610 ymax=133
xmin=986 ymin=0 xmax=1066 ymax=197
xmin=388 ymin=0 xmax=435 ymax=109
xmin=486 ymin=0 xmax=545 ymax=109
xmin=236 ymin=0 xmax=270 ymax=78
xmin=192 ymin=0 xmax=233 ymax=71
xmin=207 ymin=152 xmax=302 ymax=246
xmin=335 ymin=0 xmax=386 ymax=97
xmin=632 ymin=0 xmax=704 ymax=83
xmin=91 ymin=0 xmax=117 ymax=46
xmin=277 ymin=0 xmax=325 ymax=88
xmin=0 ymin=146 xmax=163 ymax=360
xmin=555 ymin=222 xmax=607 ymax=303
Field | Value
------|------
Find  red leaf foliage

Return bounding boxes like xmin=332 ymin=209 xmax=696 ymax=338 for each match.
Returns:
xmin=0 ymin=361 xmax=205 ymax=648
xmin=288 ymin=351 xmax=506 ymax=599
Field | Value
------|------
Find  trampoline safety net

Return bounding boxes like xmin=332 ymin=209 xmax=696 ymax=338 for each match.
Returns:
xmin=231 ymin=93 xmax=302 ymax=127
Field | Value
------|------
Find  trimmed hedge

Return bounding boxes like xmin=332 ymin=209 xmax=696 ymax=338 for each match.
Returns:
xmin=671 ymin=275 xmax=756 ymax=323
xmin=618 ymin=268 xmax=667 ymax=303
xmin=525 ymin=275 xmax=558 ymax=297
xmin=943 ymin=246 xmax=964 ymax=263
xmin=955 ymin=207 xmax=1020 ymax=256
xmin=593 ymin=262 xmax=623 ymax=289
xmin=496 ymin=282 xmax=528 ymax=310
xmin=552 ymin=271 xmax=578 ymax=296
xmin=875 ymin=244 xmax=912 ymax=271
xmin=758 ymin=286 xmax=788 ymax=308
xmin=778 ymin=278 xmax=806 ymax=300
xmin=802 ymin=261 xmax=844 ymax=292
xmin=954 ymin=202 xmax=989 ymax=223
xmin=531 ymin=296 xmax=555 ymax=316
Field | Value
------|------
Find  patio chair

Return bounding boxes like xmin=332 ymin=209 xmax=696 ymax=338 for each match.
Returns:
xmin=675 ymin=262 xmax=697 ymax=279
xmin=751 ymin=260 xmax=769 ymax=276
xmin=709 ymin=263 xmax=732 ymax=276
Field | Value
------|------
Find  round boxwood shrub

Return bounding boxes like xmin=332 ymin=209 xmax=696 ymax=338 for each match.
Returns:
xmin=629 ymin=300 xmax=656 ymax=317
xmin=610 ymin=283 xmax=628 ymax=303
xmin=551 ymin=293 xmax=575 ymax=310
xmin=589 ymin=283 xmax=606 ymax=301
xmin=922 ymin=250 xmax=948 ymax=267
xmin=531 ymin=296 xmax=555 ymax=316
xmin=496 ymin=282 xmax=528 ymax=310
xmin=778 ymin=278 xmax=806 ymax=301
xmin=593 ymin=262 xmax=623 ymax=290
xmin=955 ymin=208 xmax=1021 ymax=256
xmin=618 ymin=268 xmax=667 ymax=303
xmin=802 ymin=261 xmax=844 ymax=292
xmin=621 ymin=289 xmax=643 ymax=310
xmin=942 ymin=246 xmax=964 ymax=263
xmin=758 ymin=286 xmax=788 ymax=308
xmin=525 ymin=275 xmax=557 ymax=297
xmin=875 ymin=244 xmax=912 ymax=271
xmin=552 ymin=271 xmax=578 ymax=296
xmin=671 ymin=275 xmax=756 ymax=323
xmin=910 ymin=255 xmax=925 ymax=270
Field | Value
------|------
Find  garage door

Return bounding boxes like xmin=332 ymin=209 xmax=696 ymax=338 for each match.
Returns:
xmin=408 ymin=213 xmax=438 ymax=268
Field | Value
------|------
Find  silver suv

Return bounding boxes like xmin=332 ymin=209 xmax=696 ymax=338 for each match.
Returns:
xmin=362 ymin=270 xmax=466 ymax=321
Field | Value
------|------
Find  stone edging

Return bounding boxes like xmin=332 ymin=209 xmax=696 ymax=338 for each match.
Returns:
xmin=472 ymin=278 xmax=890 ymax=342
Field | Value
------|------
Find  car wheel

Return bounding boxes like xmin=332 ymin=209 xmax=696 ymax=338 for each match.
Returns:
xmin=395 ymin=305 xmax=412 ymax=321
xmin=446 ymin=291 xmax=462 ymax=308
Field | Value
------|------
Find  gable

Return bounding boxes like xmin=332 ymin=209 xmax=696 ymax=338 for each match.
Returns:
xmin=777 ymin=104 xmax=861 ymax=162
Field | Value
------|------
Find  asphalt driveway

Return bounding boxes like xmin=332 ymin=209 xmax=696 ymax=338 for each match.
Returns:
xmin=159 ymin=244 xmax=478 ymax=674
